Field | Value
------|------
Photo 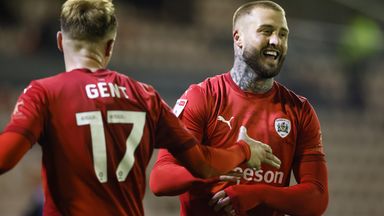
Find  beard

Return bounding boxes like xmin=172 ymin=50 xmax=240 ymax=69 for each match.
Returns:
xmin=242 ymin=47 xmax=286 ymax=79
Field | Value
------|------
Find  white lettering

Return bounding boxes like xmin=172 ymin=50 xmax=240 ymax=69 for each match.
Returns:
xmin=85 ymin=82 xmax=129 ymax=99
xmin=119 ymin=86 xmax=129 ymax=99
xmin=86 ymin=84 xmax=99 ymax=99
xmin=264 ymin=171 xmax=274 ymax=183
xmin=108 ymin=83 xmax=120 ymax=98
xmin=254 ymin=169 xmax=263 ymax=182
xmin=233 ymin=167 xmax=285 ymax=184
xmin=98 ymin=82 xmax=110 ymax=97
xmin=243 ymin=168 xmax=254 ymax=181
xmin=275 ymin=171 xmax=284 ymax=184
xmin=233 ymin=167 xmax=243 ymax=173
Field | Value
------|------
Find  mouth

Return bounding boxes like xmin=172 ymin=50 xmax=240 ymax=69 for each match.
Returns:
xmin=262 ymin=49 xmax=280 ymax=60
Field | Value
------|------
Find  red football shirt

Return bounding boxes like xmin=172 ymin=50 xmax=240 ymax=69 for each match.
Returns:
xmin=4 ymin=69 xmax=197 ymax=216
xmin=162 ymin=72 xmax=325 ymax=215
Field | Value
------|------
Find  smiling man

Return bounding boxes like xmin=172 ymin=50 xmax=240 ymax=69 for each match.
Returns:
xmin=0 ymin=0 xmax=284 ymax=215
xmin=150 ymin=1 xmax=329 ymax=216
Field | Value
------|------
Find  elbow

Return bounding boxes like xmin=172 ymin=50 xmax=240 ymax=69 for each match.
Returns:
xmin=149 ymin=179 xmax=178 ymax=197
xmin=150 ymin=187 xmax=163 ymax=197
xmin=149 ymin=180 xmax=165 ymax=196
xmin=149 ymin=171 xmax=171 ymax=196
xmin=313 ymin=183 xmax=329 ymax=216
xmin=0 ymin=163 xmax=14 ymax=175
xmin=150 ymin=188 xmax=168 ymax=197
xmin=315 ymin=190 xmax=329 ymax=216
xmin=149 ymin=173 xmax=163 ymax=196
xmin=149 ymin=176 xmax=183 ymax=196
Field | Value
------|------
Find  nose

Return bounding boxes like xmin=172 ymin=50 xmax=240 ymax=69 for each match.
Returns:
xmin=269 ymin=33 xmax=280 ymax=46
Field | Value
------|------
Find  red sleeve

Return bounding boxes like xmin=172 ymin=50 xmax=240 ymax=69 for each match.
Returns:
xmin=150 ymin=149 xmax=217 ymax=196
xmin=0 ymin=132 xmax=32 ymax=174
xmin=173 ymin=84 xmax=209 ymax=141
xmin=226 ymin=159 xmax=328 ymax=216
xmin=150 ymin=141 xmax=251 ymax=196
xmin=151 ymin=140 xmax=250 ymax=195
xmin=295 ymin=101 xmax=324 ymax=159
xmin=175 ymin=140 xmax=250 ymax=178
xmin=4 ymin=82 xmax=47 ymax=144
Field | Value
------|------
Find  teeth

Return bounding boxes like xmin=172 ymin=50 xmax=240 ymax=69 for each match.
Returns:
xmin=264 ymin=50 xmax=277 ymax=56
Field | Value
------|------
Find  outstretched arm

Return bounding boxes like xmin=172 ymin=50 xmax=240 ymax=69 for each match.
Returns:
xmin=150 ymin=127 xmax=281 ymax=196
xmin=0 ymin=132 xmax=31 ymax=174
xmin=150 ymin=149 xmax=219 ymax=196
xmin=168 ymin=139 xmax=251 ymax=180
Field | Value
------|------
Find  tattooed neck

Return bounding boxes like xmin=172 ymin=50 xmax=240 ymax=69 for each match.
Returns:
xmin=230 ymin=63 xmax=274 ymax=94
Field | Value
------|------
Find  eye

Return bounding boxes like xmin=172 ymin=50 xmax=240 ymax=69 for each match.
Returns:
xmin=261 ymin=29 xmax=272 ymax=35
xmin=279 ymin=31 xmax=288 ymax=38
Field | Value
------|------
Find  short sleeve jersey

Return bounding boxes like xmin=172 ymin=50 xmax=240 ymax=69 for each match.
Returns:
xmin=173 ymin=72 xmax=324 ymax=215
xmin=4 ymin=69 xmax=196 ymax=216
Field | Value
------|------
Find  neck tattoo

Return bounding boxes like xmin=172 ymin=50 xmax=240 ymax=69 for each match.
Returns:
xmin=230 ymin=65 xmax=273 ymax=94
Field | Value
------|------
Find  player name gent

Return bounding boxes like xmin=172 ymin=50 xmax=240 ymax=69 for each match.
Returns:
xmin=85 ymin=82 xmax=129 ymax=99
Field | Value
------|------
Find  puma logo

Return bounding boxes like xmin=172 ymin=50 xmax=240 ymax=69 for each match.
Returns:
xmin=217 ymin=115 xmax=234 ymax=130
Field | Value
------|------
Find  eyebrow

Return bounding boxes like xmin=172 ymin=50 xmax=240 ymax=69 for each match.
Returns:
xmin=258 ymin=24 xmax=289 ymax=33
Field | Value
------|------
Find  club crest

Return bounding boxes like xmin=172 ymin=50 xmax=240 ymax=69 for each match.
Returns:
xmin=274 ymin=118 xmax=291 ymax=138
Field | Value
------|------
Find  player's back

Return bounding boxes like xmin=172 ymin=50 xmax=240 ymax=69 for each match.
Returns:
xmin=32 ymin=69 xmax=160 ymax=215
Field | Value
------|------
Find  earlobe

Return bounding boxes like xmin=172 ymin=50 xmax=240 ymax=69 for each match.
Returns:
xmin=57 ymin=31 xmax=63 ymax=52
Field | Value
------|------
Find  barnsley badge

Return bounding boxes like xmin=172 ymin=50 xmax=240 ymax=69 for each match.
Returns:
xmin=274 ymin=118 xmax=291 ymax=138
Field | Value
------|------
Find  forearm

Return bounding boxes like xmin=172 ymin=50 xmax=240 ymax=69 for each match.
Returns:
xmin=0 ymin=132 xmax=31 ymax=174
xmin=150 ymin=161 xmax=212 ymax=196
xmin=264 ymin=181 xmax=327 ymax=216
xmin=150 ymin=141 xmax=250 ymax=196
xmin=226 ymin=161 xmax=328 ymax=215
xmin=228 ymin=182 xmax=327 ymax=216
xmin=174 ymin=140 xmax=250 ymax=179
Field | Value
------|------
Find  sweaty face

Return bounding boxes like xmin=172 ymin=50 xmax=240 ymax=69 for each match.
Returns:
xmin=238 ymin=8 xmax=289 ymax=78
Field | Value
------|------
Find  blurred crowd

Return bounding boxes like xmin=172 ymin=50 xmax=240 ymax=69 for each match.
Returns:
xmin=1 ymin=0 xmax=383 ymax=110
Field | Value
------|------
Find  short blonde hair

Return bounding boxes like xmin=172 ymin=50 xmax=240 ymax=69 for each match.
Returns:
xmin=233 ymin=1 xmax=285 ymax=30
xmin=60 ymin=0 xmax=117 ymax=41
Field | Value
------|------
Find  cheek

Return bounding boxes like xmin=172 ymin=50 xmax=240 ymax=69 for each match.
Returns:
xmin=280 ymin=42 xmax=287 ymax=51
xmin=282 ymin=44 xmax=288 ymax=55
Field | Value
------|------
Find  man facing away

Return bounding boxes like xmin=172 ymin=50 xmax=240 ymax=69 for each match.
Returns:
xmin=150 ymin=1 xmax=329 ymax=215
xmin=0 ymin=0 xmax=281 ymax=215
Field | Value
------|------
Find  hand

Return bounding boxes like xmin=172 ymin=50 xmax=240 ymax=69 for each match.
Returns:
xmin=218 ymin=170 xmax=243 ymax=185
xmin=209 ymin=190 xmax=237 ymax=216
xmin=238 ymin=126 xmax=281 ymax=170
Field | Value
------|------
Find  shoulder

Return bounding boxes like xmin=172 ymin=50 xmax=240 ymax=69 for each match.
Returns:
xmin=133 ymin=79 xmax=158 ymax=98
xmin=275 ymin=81 xmax=312 ymax=106
xmin=183 ymin=73 xmax=226 ymax=98
xmin=274 ymin=81 xmax=319 ymax=121
xmin=30 ymin=71 xmax=77 ymax=92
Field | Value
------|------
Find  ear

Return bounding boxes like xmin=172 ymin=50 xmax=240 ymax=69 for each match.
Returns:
xmin=57 ymin=31 xmax=63 ymax=52
xmin=105 ymin=39 xmax=115 ymax=57
xmin=233 ymin=30 xmax=243 ymax=49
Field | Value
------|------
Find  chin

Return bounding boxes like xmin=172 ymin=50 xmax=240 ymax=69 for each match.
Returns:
xmin=256 ymin=64 xmax=281 ymax=78
xmin=259 ymin=71 xmax=280 ymax=79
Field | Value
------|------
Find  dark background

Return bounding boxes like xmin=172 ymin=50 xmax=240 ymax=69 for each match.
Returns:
xmin=0 ymin=0 xmax=383 ymax=215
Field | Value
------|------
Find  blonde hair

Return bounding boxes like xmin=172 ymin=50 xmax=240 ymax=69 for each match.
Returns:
xmin=60 ymin=0 xmax=117 ymax=41
xmin=233 ymin=1 xmax=285 ymax=30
